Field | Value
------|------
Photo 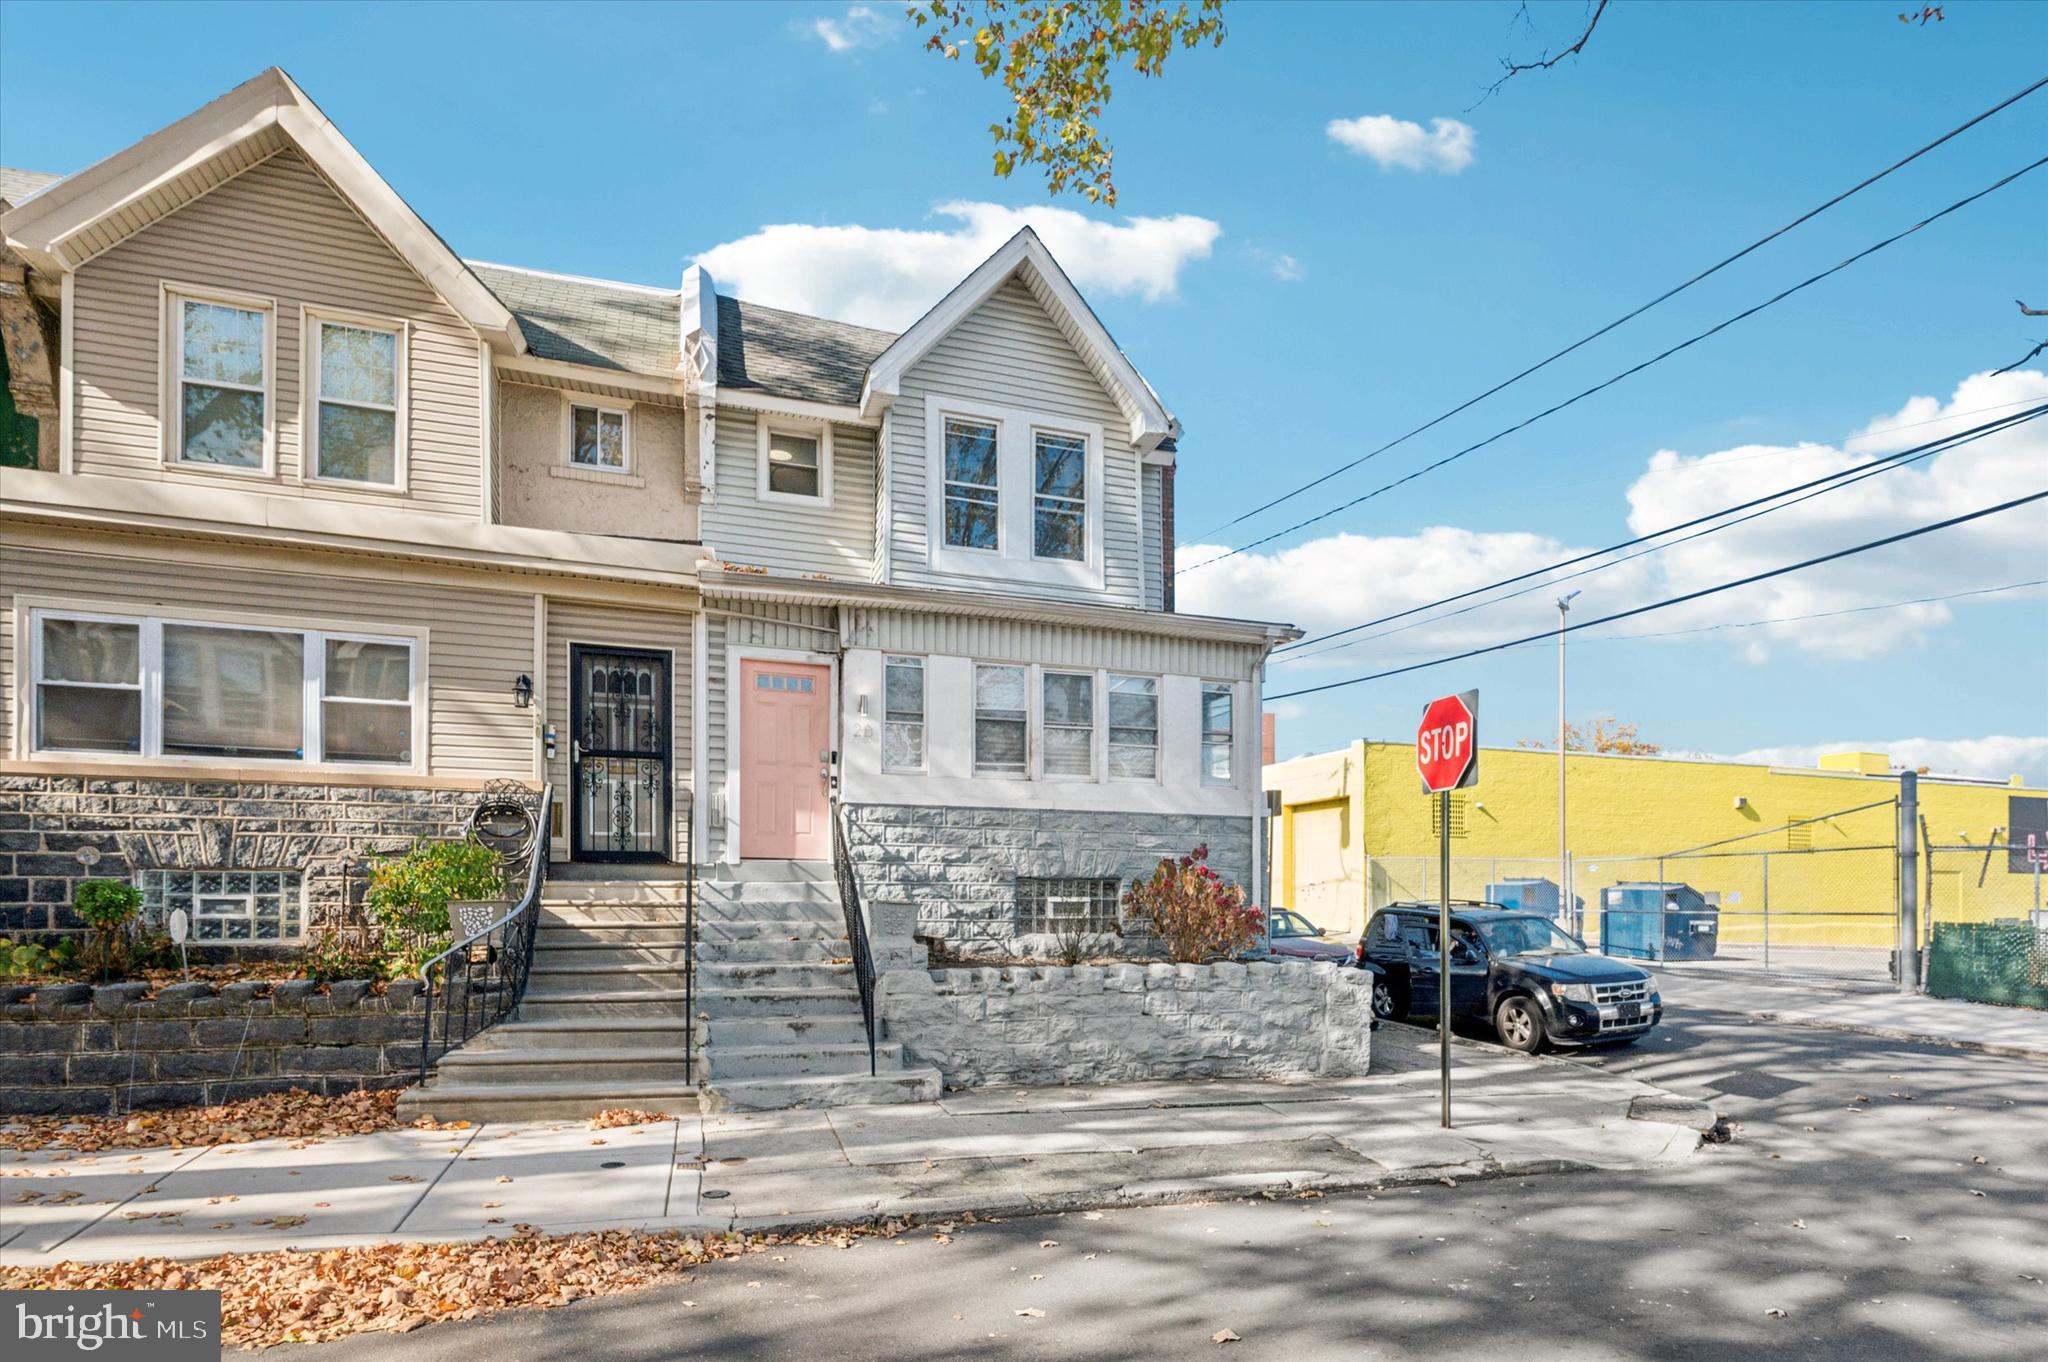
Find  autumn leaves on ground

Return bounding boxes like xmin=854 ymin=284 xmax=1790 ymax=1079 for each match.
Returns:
xmin=1 ymin=1089 xmax=887 ymax=1348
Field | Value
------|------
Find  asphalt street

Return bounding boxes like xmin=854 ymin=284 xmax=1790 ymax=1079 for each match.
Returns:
xmin=306 ymin=986 xmax=2047 ymax=1361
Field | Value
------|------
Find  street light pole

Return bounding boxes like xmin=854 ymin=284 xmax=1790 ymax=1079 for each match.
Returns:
xmin=1557 ymin=591 xmax=1581 ymax=932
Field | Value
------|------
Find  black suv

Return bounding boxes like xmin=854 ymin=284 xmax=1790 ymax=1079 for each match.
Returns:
xmin=1355 ymin=904 xmax=1661 ymax=1053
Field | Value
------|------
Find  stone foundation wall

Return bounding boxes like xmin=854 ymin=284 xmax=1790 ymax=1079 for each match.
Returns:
xmin=0 ymin=978 xmax=426 ymax=1116
xmin=842 ymin=804 xmax=1253 ymax=952
xmin=0 ymin=774 xmax=491 ymax=938
xmin=877 ymin=959 xmax=1373 ymax=1088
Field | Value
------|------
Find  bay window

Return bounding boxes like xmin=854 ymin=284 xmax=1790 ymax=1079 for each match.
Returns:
xmin=973 ymin=664 xmax=1028 ymax=776
xmin=171 ymin=292 xmax=271 ymax=471
xmin=29 ymin=610 xmax=418 ymax=769
xmin=309 ymin=316 xmax=403 ymax=486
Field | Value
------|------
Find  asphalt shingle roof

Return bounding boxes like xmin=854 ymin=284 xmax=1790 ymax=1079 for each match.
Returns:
xmin=466 ymin=261 xmax=680 ymax=377
xmin=717 ymin=296 xmax=896 ymax=407
xmin=0 ymin=166 xmax=62 ymax=207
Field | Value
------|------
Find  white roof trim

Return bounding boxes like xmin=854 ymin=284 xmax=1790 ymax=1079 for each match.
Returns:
xmin=857 ymin=228 xmax=1179 ymax=451
xmin=0 ymin=67 xmax=525 ymax=355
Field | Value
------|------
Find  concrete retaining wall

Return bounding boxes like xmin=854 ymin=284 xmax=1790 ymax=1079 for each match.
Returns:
xmin=0 ymin=979 xmax=426 ymax=1116
xmin=877 ymin=959 xmax=1373 ymax=1088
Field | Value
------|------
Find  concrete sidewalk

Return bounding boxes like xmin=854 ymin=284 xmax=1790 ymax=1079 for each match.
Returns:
xmin=1654 ymin=968 xmax=2048 ymax=1059
xmin=1 ymin=1029 xmax=1713 ymax=1267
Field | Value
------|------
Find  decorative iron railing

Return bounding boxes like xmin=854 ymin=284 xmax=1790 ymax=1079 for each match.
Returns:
xmin=679 ymin=789 xmax=697 ymax=1085
xmin=830 ymin=798 xmax=879 ymax=1076
xmin=417 ymin=782 xmax=552 ymax=1081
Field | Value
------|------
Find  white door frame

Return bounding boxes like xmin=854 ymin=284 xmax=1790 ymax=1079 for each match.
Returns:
xmin=723 ymin=644 xmax=839 ymax=863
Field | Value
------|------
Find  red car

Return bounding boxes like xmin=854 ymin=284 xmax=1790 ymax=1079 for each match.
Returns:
xmin=1266 ymin=909 xmax=1355 ymax=963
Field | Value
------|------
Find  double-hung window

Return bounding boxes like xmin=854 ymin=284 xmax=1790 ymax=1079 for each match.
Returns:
xmin=309 ymin=316 xmax=402 ymax=486
xmin=1031 ymin=431 xmax=1087 ymax=562
xmin=1041 ymin=670 xmax=1095 ymax=777
xmin=1201 ymin=683 xmax=1235 ymax=785
xmin=882 ymin=655 xmax=926 ymax=772
xmin=29 ymin=610 xmax=418 ymax=769
xmin=171 ymin=292 xmax=270 ymax=471
xmin=1107 ymin=675 xmax=1159 ymax=780
xmin=943 ymin=418 xmax=1000 ymax=550
xmin=973 ymin=664 xmax=1028 ymax=776
xmin=761 ymin=424 xmax=829 ymax=502
xmin=569 ymin=403 xmax=630 ymax=472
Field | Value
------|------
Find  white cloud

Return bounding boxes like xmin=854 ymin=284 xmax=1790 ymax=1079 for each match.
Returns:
xmin=1269 ymin=252 xmax=1304 ymax=283
xmin=1180 ymin=370 xmax=2048 ymax=670
xmin=694 ymin=202 xmax=1222 ymax=330
xmin=1326 ymin=115 xmax=1476 ymax=173
xmin=810 ymin=5 xmax=893 ymax=53
xmin=1725 ymin=737 xmax=2048 ymax=786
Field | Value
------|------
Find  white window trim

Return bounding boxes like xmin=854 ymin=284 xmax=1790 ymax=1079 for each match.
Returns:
xmin=1029 ymin=427 xmax=1091 ymax=566
xmin=301 ymin=305 xmax=409 ymax=493
xmin=23 ymin=603 xmax=427 ymax=774
xmin=1107 ymin=672 xmax=1162 ymax=785
xmin=881 ymin=653 xmax=928 ymax=774
xmin=923 ymin=393 xmax=1105 ymax=589
xmin=1200 ymin=680 xmax=1238 ymax=788
xmin=756 ymin=419 xmax=835 ymax=508
xmin=562 ymin=398 xmax=634 ymax=474
xmin=161 ymin=282 xmax=278 ymax=478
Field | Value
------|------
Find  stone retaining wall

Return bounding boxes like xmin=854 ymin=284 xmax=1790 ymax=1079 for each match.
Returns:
xmin=0 ymin=773 xmax=489 ymax=938
xmin=0 ymin=979 xmax=426 ymax=1116
xmin=842 ymin=803 xmax=1253 ymax=952
xmin=877 ymin=959 xmax=1373 ymax=1088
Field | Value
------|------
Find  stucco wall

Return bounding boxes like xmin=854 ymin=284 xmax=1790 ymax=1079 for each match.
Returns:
xmin=496 ymin=381 xmax=695 ymax=541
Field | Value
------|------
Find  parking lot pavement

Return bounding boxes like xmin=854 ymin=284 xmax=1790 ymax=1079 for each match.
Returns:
xmin=1651 ymin=968 xmax=2048 ymax=1059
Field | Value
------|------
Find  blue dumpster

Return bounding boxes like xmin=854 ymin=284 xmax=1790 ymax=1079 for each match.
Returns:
xmin=1487 ymin=877 xmax=1560 ymax=918
xmin=1600 ymin=882 xmax=1719 ymax=961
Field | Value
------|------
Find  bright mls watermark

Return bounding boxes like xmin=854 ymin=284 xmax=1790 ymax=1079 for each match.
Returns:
xmin=6 ymin=1292 xmax=219 ymax=1360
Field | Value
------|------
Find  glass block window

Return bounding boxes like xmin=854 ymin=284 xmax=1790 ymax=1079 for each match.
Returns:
xmin=139 ymin=870 xmax=305 ymax=941
xmin=1018 ymin=876 xmax=1120 ymax=934
xmin=883 ymin=655 xmax=925 ymax=772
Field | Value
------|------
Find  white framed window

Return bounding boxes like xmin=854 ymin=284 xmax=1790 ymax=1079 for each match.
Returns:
xmin=942 ymin=417 xmax=1001 ymax=551
xmin=1031 ymin=430 xmax=1087 ymax=562
xmin=166 ymin=287 xmax=274 ymax=473
xmin=139 ymin=870 xmax=304 ymax=942
xmin=567 ymin=401 xmax=631 ymax=473
xmin=1107 ymin=674 xmax=1159 ymax=781
xmin=758 ymin=421 xmax=833 ymax=505
xmin=1041 ymin=669 xmax=1094 ymax=778
xmin=306 ymin=312 xmax=405 ymax=488
xmin=1201 ymin=682 xmax=1235 ymax=785
xmin=28 ymin=609 xmax=420 ymax=770
xmin=882 ymin=654 xmax=926 ymax=772
xmin=973 ymin=664 xmax=1028 ymax=777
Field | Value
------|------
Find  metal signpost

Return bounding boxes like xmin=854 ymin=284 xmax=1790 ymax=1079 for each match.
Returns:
xmin=1416 ymin=690 xmax=1479 ymax=1129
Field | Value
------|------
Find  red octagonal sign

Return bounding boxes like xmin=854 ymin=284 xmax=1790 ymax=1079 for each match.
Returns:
xmin=1416 ymin=691 xmax=1479 ymax=794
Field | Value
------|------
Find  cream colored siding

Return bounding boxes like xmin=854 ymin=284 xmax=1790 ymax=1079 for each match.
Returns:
xmin=704 ymin=411 xmax=875 ymax=579
xmin=68 ymin=149 xmax=485 ymax=514
xmin=703 ymin=600 xmax=836 ymax=862
xmin=498 ymin=382 xmax=697 ymax=541
xmin=1141 ymin=465 xmax=1165 ymax=611
xmin=1 ymin=537 xmax=532 ymax=777
xmin=840 ymin=609 xmax=1261 ymax=681
xmin=544 ymin=598 xmax=696 ymax=861
xmin=889 ymin=279 xmax=1144 ymax=606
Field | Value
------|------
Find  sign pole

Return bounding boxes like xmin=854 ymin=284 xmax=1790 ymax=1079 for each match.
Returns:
xmin=1438 ymin=788 xmax=1452 ymax=1129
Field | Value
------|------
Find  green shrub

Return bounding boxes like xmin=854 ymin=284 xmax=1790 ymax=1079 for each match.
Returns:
xmin=303 ymin=930 xmax=386 ymax=983
xmin=365 ymin=838 xmax=505 ymax=977
xmin=73 ymin=879 xmax=144 ymax=980
xmin=0 ymin=936 xmax=79 ymax=979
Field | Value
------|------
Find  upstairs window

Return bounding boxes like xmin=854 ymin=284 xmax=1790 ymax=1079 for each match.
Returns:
xmin=973 ymin=664 xmax=1027 ymax=776
xmin=1041 ymin=670 xmax=1094 ymax=777
xmin=882 ymin=654 xmax=926 ymax=772
xmin=943 ymin=418 xmax=1000 ymax=550
xmin=172 ymin=293 xmax=270 ymax=471
xmin=1201 ymin=683 xmax=1235 ymax=785
xmin=309 ymin=317 xmax=402 ymax=486
xmin=759 ymin=423 xmax=831 ymax=504
xmin=569 ymin=403 xmax=630 ymax=472
xmin=1032 ymin=431 xmax=1087 ymax=562
xmin=1107 ymin=675 xmax=1158 ymax=780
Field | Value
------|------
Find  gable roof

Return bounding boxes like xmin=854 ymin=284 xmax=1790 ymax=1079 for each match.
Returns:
xmin=860 ymin=227 xmax=1179 ymax=450
xmin=0 ymin=67 xmax=523 ymax=353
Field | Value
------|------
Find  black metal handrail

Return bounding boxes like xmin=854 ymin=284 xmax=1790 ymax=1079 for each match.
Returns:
xmin=830 ymin=798 xmax=879 ymax=1076
xmin=417 ymin=782 xmax=552 ymax=1080
xmin=680 ymin=789 xmax=697 ymax=1086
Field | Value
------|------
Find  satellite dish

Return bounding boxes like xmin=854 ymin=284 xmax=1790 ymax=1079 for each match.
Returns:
xmin=167 ymin=908 xmax=190 ymax=944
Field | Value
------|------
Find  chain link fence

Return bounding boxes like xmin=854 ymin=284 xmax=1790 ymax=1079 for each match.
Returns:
xmin=1922 ymin=839 xmax=2048 ymax=1008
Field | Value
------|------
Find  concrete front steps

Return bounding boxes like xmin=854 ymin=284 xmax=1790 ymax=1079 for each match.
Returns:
xmin=397 ymin=878 xmax=701 ymax=1124
xmin=697 ymin=863 xmax=940 ymax=1111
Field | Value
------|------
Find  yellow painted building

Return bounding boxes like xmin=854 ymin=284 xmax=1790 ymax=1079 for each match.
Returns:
xmin=1265 ymin=742 xmax=2045 ymax=951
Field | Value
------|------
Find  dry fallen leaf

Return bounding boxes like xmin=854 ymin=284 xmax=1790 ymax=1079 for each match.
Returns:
xmin=1214 ymin=1329 xmax=1242 ymax=1344
xmin=0 ymin=1089 xmax=404 ymax=1153
xmin=1039 ymin=1240 xmax=1059 ymax=1249
xmin=1016 ymin=1308 xmax=1045 ymax=1318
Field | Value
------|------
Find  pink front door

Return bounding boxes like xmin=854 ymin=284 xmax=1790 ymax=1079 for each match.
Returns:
xmin=738 ymin=659 xmax=832 ymax=860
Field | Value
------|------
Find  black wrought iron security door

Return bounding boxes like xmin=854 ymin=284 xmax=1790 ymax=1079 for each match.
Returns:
xmin=570 ymin=645 xmax=671 ymax=862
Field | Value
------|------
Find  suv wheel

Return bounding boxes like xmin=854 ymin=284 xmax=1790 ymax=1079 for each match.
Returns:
xmin=1371 ymin=977 xmax=1403 ymax=1020
xmin=1494 ymin=996 xmax=1547 ymax=1054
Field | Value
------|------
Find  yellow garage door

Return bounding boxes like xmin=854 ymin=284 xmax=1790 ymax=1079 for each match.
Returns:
xmin=1287 ymin=799 xmax=1355 ymax=934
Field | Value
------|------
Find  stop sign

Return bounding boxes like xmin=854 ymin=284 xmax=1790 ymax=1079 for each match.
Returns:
xmin=1416 ymin=691 xmax=1479 ymax=793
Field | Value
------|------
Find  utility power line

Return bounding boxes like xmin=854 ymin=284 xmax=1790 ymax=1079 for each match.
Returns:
xmin=1275 ymin=402 xmax=2048 ymax=661
xmin=1188 ymin=75 xmax=2048 ymax=544
xmin=1266 ymin=489 xmax=2048 ymax=700
xmin=1181 ymin=154 xmax=2048 ymax=576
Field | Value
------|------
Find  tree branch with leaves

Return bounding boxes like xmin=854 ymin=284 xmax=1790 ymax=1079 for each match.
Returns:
xmin=910 ymin=0 xmax=1228 ymax=207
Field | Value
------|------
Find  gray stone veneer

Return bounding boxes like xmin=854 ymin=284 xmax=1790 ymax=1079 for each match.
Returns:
xmin=0 ymin=774 xmax=488 ymax=939
xmin=841 ymin=803 xmax=1253 ymax=952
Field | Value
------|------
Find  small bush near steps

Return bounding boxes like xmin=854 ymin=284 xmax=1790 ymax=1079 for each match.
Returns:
xmin=364 ymin=837 xmax=505 ymax=978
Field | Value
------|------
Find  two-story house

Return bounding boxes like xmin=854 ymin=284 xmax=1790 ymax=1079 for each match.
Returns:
xmin=0 ymin=70 xmax=1297 ymax=1110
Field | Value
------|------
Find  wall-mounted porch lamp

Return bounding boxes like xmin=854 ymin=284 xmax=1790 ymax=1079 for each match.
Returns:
xmin=513 ymin=673 xmax=534 ymax=708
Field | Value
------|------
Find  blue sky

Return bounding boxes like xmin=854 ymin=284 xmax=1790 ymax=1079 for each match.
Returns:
xmin=3 ymin=1 xmax=2044 ymax=780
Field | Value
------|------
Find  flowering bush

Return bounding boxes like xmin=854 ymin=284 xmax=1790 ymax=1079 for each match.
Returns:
xmin=1120 ymin=844 xmax=1264 ymax=963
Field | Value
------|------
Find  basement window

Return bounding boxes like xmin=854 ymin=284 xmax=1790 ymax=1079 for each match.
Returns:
xmin=139 ymin=870 xmax=305 ymax=941
xmin=1018 ymin=876 xmax=1120 ymax=934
